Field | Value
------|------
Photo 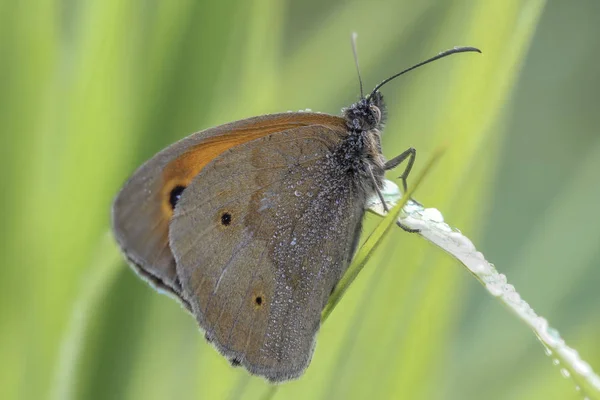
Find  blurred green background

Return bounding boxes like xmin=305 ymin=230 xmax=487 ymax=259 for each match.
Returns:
xmin=2 ymin=0 xmax=599 ymax=399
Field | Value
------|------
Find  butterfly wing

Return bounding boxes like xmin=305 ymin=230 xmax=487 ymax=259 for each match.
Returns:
xmin=112 ymin=113 xmax=346 ymax=307
xmin=169 ymin=125 xmax=366 ymax=382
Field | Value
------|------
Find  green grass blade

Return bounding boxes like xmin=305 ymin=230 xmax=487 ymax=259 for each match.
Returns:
xmin=51 ymin=234 xmax=123 ymax=400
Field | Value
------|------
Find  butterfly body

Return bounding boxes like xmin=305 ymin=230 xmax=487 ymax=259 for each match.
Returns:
xmin=112 ymin=96 xmax=387 ymax=382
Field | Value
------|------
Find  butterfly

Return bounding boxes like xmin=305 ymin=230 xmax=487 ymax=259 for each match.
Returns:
xmin=112 ymin=40 xmax=480 ymax=382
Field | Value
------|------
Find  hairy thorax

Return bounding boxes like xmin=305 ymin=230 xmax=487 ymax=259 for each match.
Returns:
xmin=340 ymin=92 xmax=388 ymax=193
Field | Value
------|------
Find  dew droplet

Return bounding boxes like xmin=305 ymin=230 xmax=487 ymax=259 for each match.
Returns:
xmin=486 ymin=283 xmax=503 ymax=297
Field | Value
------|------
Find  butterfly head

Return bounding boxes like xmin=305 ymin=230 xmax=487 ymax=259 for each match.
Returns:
xmin=343 ymin=91 xmax=387 ymax=133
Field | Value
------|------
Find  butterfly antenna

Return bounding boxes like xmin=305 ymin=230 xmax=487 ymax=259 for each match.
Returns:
xmin=369 ymin=46 xmax=481 ymax=98
xmin=351 ymin=32 xmax=364 ymax=98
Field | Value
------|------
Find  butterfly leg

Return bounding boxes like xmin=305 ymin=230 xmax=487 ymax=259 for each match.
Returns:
xmin=385 ymin=148 xmax=421 ymax=234
xmin=397 ymin=221 xmax=420 ymax=233
xmin=384 ymin=147 xmax=415 ymax=194
xmin=368 ymin=165 xmax=390 ymax=213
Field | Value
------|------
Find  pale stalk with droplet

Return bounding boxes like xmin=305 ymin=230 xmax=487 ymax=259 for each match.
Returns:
xmin=366 ymin=181 xmax=600 ymax=400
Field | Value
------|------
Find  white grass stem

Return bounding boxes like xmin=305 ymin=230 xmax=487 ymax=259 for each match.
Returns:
xmin=367 ymin=180 xmax=600 ymax=399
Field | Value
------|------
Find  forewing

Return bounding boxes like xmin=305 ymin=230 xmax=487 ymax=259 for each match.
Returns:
xmin=111 ymin=113 xmax=346 ymax=305
xmin=169 ymin=125 xmax=366 ymax=382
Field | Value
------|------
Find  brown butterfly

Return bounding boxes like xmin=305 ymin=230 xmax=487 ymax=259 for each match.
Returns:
xmin=112 ymin=43 xmax=480 ymax=382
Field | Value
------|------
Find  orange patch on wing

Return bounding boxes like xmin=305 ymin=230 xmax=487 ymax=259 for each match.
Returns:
xmin=159 ymin=115 xmax=347 ymax=217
